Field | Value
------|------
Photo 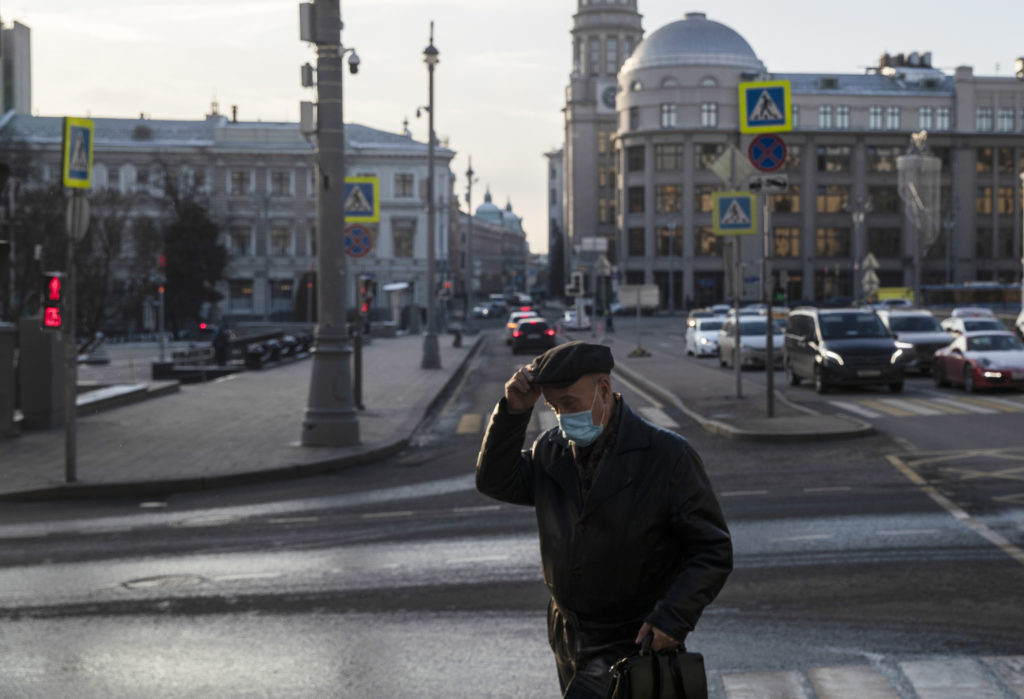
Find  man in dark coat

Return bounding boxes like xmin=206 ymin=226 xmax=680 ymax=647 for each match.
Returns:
xmin=476 ymin=341 xmax=732 ymax=698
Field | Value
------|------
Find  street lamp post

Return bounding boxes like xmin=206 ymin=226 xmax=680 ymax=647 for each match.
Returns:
xmin=465 ymin=158 xmax=477 ymax=330
xmin=300 ymin=0 xmax=359 ymax=447
xmin=421 ymin=22 xmax=441 ymax=369
xmin=846 ymin=195 xmax=873 ymax=302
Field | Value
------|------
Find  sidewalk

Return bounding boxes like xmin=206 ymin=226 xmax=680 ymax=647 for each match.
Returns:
xmin=0 ymin=333 xmax=482 ymax=500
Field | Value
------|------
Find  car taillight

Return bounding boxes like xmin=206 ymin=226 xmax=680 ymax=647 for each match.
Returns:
xmin=512 ymin=330 xmax=522 ymax=338
xmin=545 ymin=329 xmax=555 ymax=336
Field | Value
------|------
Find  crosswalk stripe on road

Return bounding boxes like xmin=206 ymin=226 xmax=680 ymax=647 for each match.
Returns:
xmin=829 ymin=394 xmax=1024 ymax=420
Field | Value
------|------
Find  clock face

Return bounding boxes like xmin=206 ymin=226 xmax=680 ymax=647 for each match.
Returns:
xmin=601 ymin=86 xmax=617 ymax=110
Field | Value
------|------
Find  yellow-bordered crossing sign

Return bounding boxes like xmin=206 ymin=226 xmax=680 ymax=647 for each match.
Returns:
xmin=344 ymin=176 xmax=380 ymax=223
xmin=738 ymin=80 xmax=792 ymax=134
xmin=712 ymin=191 xmax=758 ymax=236
xmin=62 ymin=117 xmax=95 ymax=189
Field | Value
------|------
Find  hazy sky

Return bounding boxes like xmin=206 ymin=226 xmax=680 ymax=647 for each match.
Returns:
xmin=7 ymin=0 xmax=1024 ymax=253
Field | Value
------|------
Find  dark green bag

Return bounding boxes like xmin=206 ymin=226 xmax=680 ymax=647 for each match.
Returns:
xmin=605 ymin=633 xmax=707 ymax=699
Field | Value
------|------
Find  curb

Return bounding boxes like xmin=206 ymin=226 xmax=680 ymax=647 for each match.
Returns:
xmin=0 ymin=335 xmax=487 ymax=502
xmin=612 ymin=361 xmax=874 ymax=443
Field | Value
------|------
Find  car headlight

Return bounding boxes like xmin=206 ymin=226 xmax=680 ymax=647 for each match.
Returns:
xmin=895 ymin=340 xmax=915 ymax=351
xmin=822 ymin=349 xmax=845 ymax=366
xmin=700 ymin=337 xmax=710 ymax=345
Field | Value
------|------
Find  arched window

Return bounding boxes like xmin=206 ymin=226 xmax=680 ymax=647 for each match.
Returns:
xmin=660 ymin=77 xmax=680 ymax=88
xmin=92 ymin=163 xmax=109 ymax=190
xmin=119 ymin=163 xmax=137 ymax=193
xmin=630 ymin=80 xmax=643 ymax=92
xmin=699 ymin=76 xmax=718 ymax=88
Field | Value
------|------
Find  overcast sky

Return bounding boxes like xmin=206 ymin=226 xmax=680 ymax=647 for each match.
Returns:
xmin=7 ymin=0 xmax=1024 ymax=253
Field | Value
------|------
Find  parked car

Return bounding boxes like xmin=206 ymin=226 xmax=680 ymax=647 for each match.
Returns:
xmin=708 ymin=304 xmax=731 ymax=316
xmin=717 ymin=316 xmax=784 ymax=369
xmin=686 ymin=309 xmax=716 ymax=328
xmin=1016 ymin=309 xmax=1024 ymax=340
xmin=948 ymin=306 xmax=994 ymax=318
xmin=505 ymin=310 xmax=538 ymax=343
xmin=873 ymin=298 xmax=913 ymax=310
xmin=932 ymin=331 xmax=1024 ymax=392
xmin=471 ymin=304 xmax=493 ymax=318
xmin=783 ymin=307 xmax=906 ymax=393
xmin=685 ymin=317 xmax=724 ymax=357
xmin=510 ymin=317 xmax=557 ymax=354
xmin=876 ymin=310 xmax=953 ymax=375
xmin=562 ymin=309 xmax=591 ymax=331
xmin=940 ymin=316 xmax=1007 ymax=335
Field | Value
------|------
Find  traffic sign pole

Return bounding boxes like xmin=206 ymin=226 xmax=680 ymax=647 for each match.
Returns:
xmin=761 ymin=191 xmax=774 ymax=418
xmin=64 ymin=192 xmax=82 ymax=483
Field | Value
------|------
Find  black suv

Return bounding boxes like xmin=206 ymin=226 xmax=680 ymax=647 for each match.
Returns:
xmin=783 ymin=308 xmax=906 ymax=393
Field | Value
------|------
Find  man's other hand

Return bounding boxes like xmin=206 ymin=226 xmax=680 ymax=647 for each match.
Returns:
xmin=505 ymin=366 xmax=541 ymax=415
xmin=635 ymin=622 xmax=682 ymax=653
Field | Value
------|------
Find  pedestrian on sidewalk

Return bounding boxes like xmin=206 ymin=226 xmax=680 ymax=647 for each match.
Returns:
xmin=476 ymin=341 xmax=732 ymax=698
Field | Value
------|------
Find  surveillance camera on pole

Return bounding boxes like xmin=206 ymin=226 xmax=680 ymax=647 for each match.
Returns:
xmin=348 ymin=52 xmax=360 ymax=74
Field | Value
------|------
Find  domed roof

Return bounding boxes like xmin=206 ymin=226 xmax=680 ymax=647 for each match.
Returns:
xmin=476 ymin=188 xmax=503 ymax=223
xmin=621 ymin=12 xmax=764 ymax=73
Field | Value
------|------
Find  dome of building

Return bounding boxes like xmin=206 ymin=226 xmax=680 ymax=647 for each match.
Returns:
xmin=475 ymin=188 xmax=503 ymax=224
xmin=621 ymin=12 xmax=764 ymax=73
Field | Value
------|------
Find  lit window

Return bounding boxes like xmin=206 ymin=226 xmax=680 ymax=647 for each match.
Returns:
xmin=700 ymin=103 xmax=718 ymax=127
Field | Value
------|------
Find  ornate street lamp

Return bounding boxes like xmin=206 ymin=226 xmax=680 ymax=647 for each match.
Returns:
xmin=421 ymin=23 xmax=441 ymax=369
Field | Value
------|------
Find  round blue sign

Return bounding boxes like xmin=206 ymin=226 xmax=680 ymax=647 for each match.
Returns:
xmin=748 ymin=134 xmax=787 ymax=173
xmin=344 ymin=224 xmax=374 ymax=258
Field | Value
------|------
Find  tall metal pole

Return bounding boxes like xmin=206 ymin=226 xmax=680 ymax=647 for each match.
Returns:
xmin=421 ymin=22 xmax=441 ymax=369
xmin=761 ymin=191 xmax=774 ymax=417
xmin=301 ymin=0 xmax=359 ymax=446
xmin=1020 ymin=173 xmax=1024 ymax=314
xmin=64 ymin=201 xmax=78 ymax=482
xmin=465 ymin=158 xmax=475 ymax=330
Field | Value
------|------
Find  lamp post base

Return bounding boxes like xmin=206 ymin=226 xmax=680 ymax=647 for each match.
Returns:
xmin=421 ymin=332 xmax=441 ymax=369
xmin=301 ymin=330 xmax=360 ymax=447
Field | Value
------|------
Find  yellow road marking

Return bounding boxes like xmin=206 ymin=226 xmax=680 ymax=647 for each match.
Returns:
xmin=860 ymin=399 xmax=916 ymax=417
xmin=455 ymin=414 xmax=482 ymax=434
xmin=959 ymin=396 xmax=1024 ymax=412
xmin=910 ymin=399 xmax=968 ymax=414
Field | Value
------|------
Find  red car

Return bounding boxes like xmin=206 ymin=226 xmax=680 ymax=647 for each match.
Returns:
xmin=932 ymin=331 xmax=1024 ymax=392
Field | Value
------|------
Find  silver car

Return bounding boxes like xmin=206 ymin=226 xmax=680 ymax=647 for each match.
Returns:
xmin=685 ymin=318 xmax=724 ymax=357
xmin=718 ymin=317 xmax=784 ymax=369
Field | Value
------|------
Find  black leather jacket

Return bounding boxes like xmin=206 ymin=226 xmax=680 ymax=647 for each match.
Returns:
xmin=476 ymin=397 xmax=732 ymax=642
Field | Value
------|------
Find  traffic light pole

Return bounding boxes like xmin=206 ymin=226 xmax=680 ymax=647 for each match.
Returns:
xmin=64 ymin=193 xmax=80 ymax=483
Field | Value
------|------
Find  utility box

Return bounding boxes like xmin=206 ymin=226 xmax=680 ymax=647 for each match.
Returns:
xmin=17 ymin=317 xmax=66 ymax=429
xmin=0 ymin=322 xmax=17 ymax=437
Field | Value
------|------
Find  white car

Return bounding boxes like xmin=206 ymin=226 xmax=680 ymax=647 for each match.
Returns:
xmin=505 ymin=310 xmax=538 ymax=343
xmin=685 ymin=318 xmax=724 ymax=357
xmin=718 ymin=317 xmax=784 ymax=369
xmin=940 ymin=316 xmax=1006 ymax=335
xmin=1016 ymin=309 xmax=1024 ymax=340
xmin=562 ymin=309 xmax=591 ymax=331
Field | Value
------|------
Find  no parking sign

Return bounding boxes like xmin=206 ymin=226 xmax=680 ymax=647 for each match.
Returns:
xmin=344 ymin=224 xmax=374 ymax=258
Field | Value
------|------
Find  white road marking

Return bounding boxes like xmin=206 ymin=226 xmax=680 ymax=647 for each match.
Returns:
xmin=360 ymin=510 xmax=414 ymax=520
xmin=775 ymin=534 xmax=833 ymax=542
xmin=884 ymin=399 xmax=944 ymax=416
xmin=808 ymin=665 xmax=900 ymax=698
xmin=900 ymin=658 xmax=1003 ymax=698
xmin=721 ymin=490 xmax=769 ymax=497
xmin=828 ymin=401 xmax=882 ymax=418
xmin=637 ymin=405 xmax=679 ymax=430
xmin=267 ymin=517 xmax=319 ymax=525
xmin=722 ymin=670 xmax=808 ymax=698
xmin=930 ymin=397 xmax=997 ymax=414
xmin=877 ymin=528 xmax=940 ymax=536
xmin=452 ymin=505 xmax=501 ymax=514
xmin=803 ymin=486 xmax=851 ymax=493
xmin=445 ymin=555 xmax=509 ymax=565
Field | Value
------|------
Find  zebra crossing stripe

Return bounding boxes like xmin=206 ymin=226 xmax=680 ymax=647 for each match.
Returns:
xmin=894 ymin=399 xmax=945 ymax=416
xmin=808 ymin=666 xmax=900 ymax=698
xmin=721 ymin=670 xmax=807 ymax=698
xmin=930 ymin=397 xmax=997 ymax=414
xmin=899 ymin=658 xmax=1005 ymax=698
xmin=637 ymin=405 xmax=679 ymax=430
xmin=829 ymin=400 xmax=882 ymax=418
xmin=981 ymin=655 xmax=1024 ymax=695
xmin=960 ymin=395 xmax=1024 ymax=412
xmin=455 ymin=414 xmax=482 ymax=435
xmin=860 ymin=399 xmax=917 ymax=417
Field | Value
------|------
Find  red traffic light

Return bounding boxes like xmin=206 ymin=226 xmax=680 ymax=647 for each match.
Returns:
xmin=43 ymin=306 xmax=62 ymax=328
xmin=199 ymin=322 xmax=208 ymax=330
xmin=40 ymin=272 xmax=65 ymax=331
xmin=48 ymin=276 xmax=62 ymax=301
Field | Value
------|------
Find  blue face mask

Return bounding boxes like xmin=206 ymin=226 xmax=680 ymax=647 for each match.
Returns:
xmin=557 ymin=385 xmax=606 ymax=447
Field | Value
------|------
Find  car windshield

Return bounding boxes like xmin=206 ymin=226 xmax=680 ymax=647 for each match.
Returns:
xmin=967 ymin=334 xmax=1023 ymax=352
xmin=889 ymin=315 xmax=942 ymax=332
xmin=699 ymin=321 xmax=723 ymax=331
xmin=964 ymin=319 xmax=1002 ymax=331
xmin=739 ymin=321 xmax=770 ymax=336
xmin=819 ymin=313 xmax=889 ymax=339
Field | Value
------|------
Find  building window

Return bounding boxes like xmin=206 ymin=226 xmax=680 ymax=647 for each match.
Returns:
xmin=700 ymin=103 xmax=718 ymax=127
xmin=867 ymin=146 xmax=900 ymax=173
xmin=625 ymin=37 xmax=634 ymax=58
xmin=998 ymin=108 xmax=1014 ymax=132
xmin=589 ymin=38 xmax=600 ymax=75
xmin=550 ymin=188 xmax=557 ymax=205
xmin=699 ymin=76 xmax=717 ymax=87
xmin=655 ymin=184 xmax=681 ymax=213
xmin=394 ymin=173 xmax=414 ymax=197
xmin=229 ymin=280 xmax=254 ymax=312
xmin=818 ymin=105 xmax=833 ymax=129
xmin=628 ymin=227 xmax=645 ymax=257
xmin=694 ymin=143 xmax=724 ymax=170
xmin=270 ymin=170 xmax=291 ymax=197
xmin=694 ymin=226 xmax=722 ymax=257
xmin=270 ymin=226 xmax=292 ymax=256
xmin=654 ymin=143 xmax=683 ymax=171
xmin=769 ymin=186 xmax=800 ymax=213
xmin=976 ymin=147 xmax=993 ymax=173
xmin=869 ymin=106 xmax=883 ymax=130
xmin=816 ymin=185 xmax=849 ymax=213
xmin=997 ymin=228 xmax=1015 ymax=258
xmin=229 ymin=226 xmax=252 ymax=256
xmin=976 ymin=187 xmax=993 ymax=215
xmin=998 ymin=147 xmax=1014 ymax=173
xmin=792 ymin=105 xmax=799 ymax=129
xmin=657 ymin=226 xmax=683 ymax=256
xmin=271 ymin=280 xmax=293 ymax=313
xmin=694 ymin=185 xmax=716 ymax=213
xmin=936 ymin=107 xmax=950 ymax=130
xmin=627 ymin=186 xmax=645 ymax=214
xmin=627 ymin=146 xmax=645 ymax=172
xmin=597 ymin=130 xmax=608 ymax=155
xmin=975 ymin=227 xmax=993 ymax=258
xmin=598 ymin=165 xmax=609 ymax=188
xmin=392 ymin=218 xmax=416 ymax=257
xmin=662 ymin=77 xmax=680 ymax=88
xmin=660 ymin=103 xmax=677 ymax=128
xmin=868 ymin=185 xmax=900 ymax=214
xmin=230 ymin=170 xmax=251 ymax=196
xmin=783 ymin=145 xmax=802 ymax=172
xmin=606 ymin=37 xmax=618 ymax=74
xmin=598 ymin=198 xmax=613 ymax=224
xmin=976 ymin=107 xmax=994 ymax=132
xmin=919 ymin=107 xmax=933 ymax=130
xmin=868 ymin=228 xmax=901 ymax=258
xmin=816 ymin=146 xmax=850 ymax=172
xmin=836 ymin=105 xmax=850 ymax=130
xmin=629 ymin=108 xmax=639 ymax=130
xmin=816 ymin=227 xmax=850 ymax=257
xmin=997 ymin=186 xmax=1014 ymax=215
xmin=773 ymin=227 xmax=800 ymax=258
xmin=885 ymin=106 xmax=901 ymax=130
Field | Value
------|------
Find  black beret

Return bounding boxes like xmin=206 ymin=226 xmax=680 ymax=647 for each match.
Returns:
xmin=530 ymin=341 xmax=614 ymax=388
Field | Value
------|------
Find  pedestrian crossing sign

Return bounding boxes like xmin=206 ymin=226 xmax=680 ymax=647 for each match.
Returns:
xmin=712 ymin=191 xmax=758 ymax=235
xmin=344 ymin=176 xmax=380 ymax=223
xmin=738 ymin=80 xmax=792 ymax=134
xmin=62 ymin=117 xmax=94 ymax=189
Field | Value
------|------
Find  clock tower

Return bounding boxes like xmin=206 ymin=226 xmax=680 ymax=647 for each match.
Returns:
xmin=564 ymin=0 xmax=643 ymax=294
